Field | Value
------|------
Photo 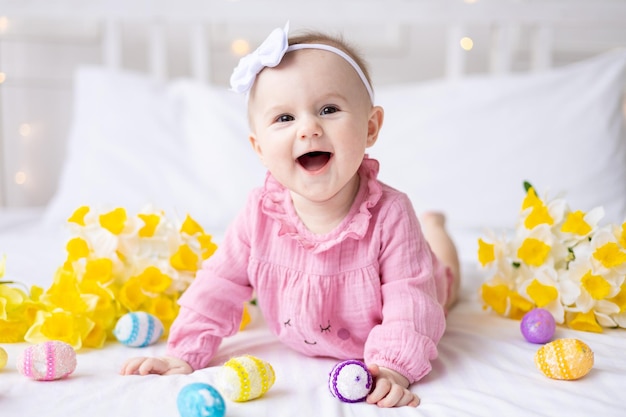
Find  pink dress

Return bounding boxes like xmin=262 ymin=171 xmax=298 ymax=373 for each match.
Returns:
xmin=167 ymin=157 xmax=450 ymax=383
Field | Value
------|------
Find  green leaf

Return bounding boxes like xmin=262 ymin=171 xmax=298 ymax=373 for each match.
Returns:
xmin=523 ymin=181 xmax=534 ymax=192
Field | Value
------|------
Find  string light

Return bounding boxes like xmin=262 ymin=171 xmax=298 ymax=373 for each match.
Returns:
xmin=231 ymin=39 xmax=250 ymax=56
xmin=460 ymin=37 xmax=474 ymax=51
xmin=19 ymin=123 xmax=32 ymax=137
xmin=0 ymin=72 xmax=6 ymax=84
xmin=0 ymin=16 xmax=8 ymax=33
xmin=464 ymin=0 xmax=479 ymax=4
xmin=14 ymin=171 xmax=27 ymax=185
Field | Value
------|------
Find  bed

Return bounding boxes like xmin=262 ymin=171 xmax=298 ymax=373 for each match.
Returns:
xmin=1 ymin=1 xmax=626 ymax=416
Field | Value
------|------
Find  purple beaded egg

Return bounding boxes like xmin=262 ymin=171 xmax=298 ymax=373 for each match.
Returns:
xmin=521 ymin=308 xmax=556 ymax=344
xmin=328 ymin=359 xmax=373 ymax=403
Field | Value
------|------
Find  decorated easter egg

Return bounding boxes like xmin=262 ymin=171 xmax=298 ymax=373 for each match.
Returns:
xmin=521 ymin=308 xmax=556 ymax=344
xmin=217 ymin=355 xmax=275 ymax=402
xmin=0 ymin=346 xmax=7 ymax=369
xmin=535 ymin=338 xmax=594 ymax=380
xmin=16 ymin=341 xmax=77 ymax=381
xmin=328 ymin=359 xmax=373 ymax=403
xmin=113 ymin=311 xmax=164 ymax=347
xmin=177 ymin=383 xmax=226 ymax=417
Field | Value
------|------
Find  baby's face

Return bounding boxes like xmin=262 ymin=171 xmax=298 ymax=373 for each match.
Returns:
xmin=248 ymin=49 xmax=381 ymax=207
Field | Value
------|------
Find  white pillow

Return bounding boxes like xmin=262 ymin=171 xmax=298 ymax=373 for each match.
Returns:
xmin=169 ymin=80 xmax=265 ymax=218
xmin=373 ymin=50 xmax=626 ymax=231
xmin=44 ymin=50 xmax=626 ymax=237
xmin=41 ymin=67 xmax=260 ymax=232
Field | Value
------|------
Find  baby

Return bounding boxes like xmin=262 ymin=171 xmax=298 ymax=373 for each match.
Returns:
xmin=121 ymin=23 xmax=460 ymax=408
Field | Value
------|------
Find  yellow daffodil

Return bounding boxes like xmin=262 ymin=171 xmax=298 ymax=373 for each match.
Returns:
xmin=66 ymin=237 xmax=90 ymax=261
xmin=138 ymin=213 xmax=161 ymax=238
xmin=170 ymin=244 xmax=199 ymax=271
xmin=0 ymin=282 xmax=42 ymax=342
xmin=42 ymin=268 xmax=98 ymax=314
xmin=581 ymin=271 xmax=612 ymax=300
xmin=479 ymin=182 xmax=625 ymax=332
xmin=593 ymin=242 xmax=626 ymax=269
xmin=181 ymin=214 xmax=204 ymax=235
xmin=3 ymin=206 xmax=219 ymax=347
xmin=567 ymin=310 xmax=603 ymax=333
xmin=147 ymin=294 xmax=179 ymax=335
xmin=137 ymin=266 xmax=173 ymax=294
xmin=239 ymin=303 xmax=252 ymax=330
xmin=83 ymin=323 xmax=109 ymax=348
xmin=524 ymin=203 xmax=554 ymax=229
xmin=68 ymin=205 xmax=90 ymax=226
xmin=521 ymin=186 xmax=542 ymax=210
xmin=481 ymin=282 xmax=534 ymax=319
xmin=82 ymin=258 xmax=115 ymax=286
xmin=609 ymin=282 xmax=626 ymax=313
xmin=526 ymin=279 xmax=558 ymax=307
xmin=517 ymin=238 xmax=551 ymax=267
xmin=0 ymin=283 xmax=27 ymax=320
xmin=198 ymin=234 xmax=218 ymax=259
xmin=0 ymin=319 xmax=31 ymax=343
xmin=25 ymin=309 xmax=95 ymax=349
xmin=478 ymin=238 xmax=495 ymax=267
xmin=561 ymin=210 xmax=592 ymax=236
xmin=99 ymin=207 xmax=127 ymax=235
xmin=119 ymin=276 xmax=147 ymax=311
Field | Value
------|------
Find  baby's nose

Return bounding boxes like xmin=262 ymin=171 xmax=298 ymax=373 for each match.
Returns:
xmin=298 ymin=116 xmax=322 ymax=139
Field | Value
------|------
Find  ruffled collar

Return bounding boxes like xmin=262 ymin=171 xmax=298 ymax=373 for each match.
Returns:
xmin=260 ymin=156 xmax=383 ymax=253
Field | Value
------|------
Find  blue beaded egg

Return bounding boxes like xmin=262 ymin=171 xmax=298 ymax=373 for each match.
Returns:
xmin=177 ymin=383 xmax=226 ymax=417
xmin=113 ymin=311 xmax=164 ymax=347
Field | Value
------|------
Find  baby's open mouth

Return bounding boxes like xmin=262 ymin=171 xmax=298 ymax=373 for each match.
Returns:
xmin=297 ymin=151 xmax=332 ymax=171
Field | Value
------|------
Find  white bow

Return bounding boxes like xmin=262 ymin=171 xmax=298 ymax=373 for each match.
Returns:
xmin=230 ymin=22 xmax=290 ymax=94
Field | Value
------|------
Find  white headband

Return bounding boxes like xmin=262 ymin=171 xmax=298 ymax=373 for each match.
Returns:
xmin=230 ymin=22 xmax=375 ymax=103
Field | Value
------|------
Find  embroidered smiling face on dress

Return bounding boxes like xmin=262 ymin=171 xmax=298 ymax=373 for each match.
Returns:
xmin=247 ymin=49 xmax=382 ymax=210
xmin=282 ymin=317 xmax=352 ymax=348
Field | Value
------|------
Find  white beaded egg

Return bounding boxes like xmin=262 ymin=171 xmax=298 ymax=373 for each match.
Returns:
xmin=113 ymin=312 xmax=164 ymax=347
xmin=328 ymin=359 xmax=373 ymax=403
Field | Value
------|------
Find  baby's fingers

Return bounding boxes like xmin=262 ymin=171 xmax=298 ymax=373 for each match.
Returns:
xmin=368 ymin=382 xmax=420 ymax=408
xmin=119 ymin=357 xmax=149 ymax=375
xmin=137 ymin=357 xmax=170 ymax=375
xmin=397 ymin=390 xmax=420 ymax=408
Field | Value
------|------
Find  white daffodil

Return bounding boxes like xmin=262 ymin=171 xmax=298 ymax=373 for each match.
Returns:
xmin=479 ymin=182 xmax=626 ymax=333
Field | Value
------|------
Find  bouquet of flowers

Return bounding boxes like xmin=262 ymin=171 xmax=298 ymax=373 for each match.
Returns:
xmin=0 ymin=206 xmax=218 ymax=348
xmin=478 ymin=182 xmax=626 ymax=332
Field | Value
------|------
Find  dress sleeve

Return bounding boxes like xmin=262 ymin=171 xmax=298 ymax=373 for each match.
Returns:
xmin=165 ymin=192 xmax=258 ymax=370
xmin=363 ymin=194 xmax=447 ymax=383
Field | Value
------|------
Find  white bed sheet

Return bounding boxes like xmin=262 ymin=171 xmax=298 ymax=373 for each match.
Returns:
xmin=1 ymin=211 xmax=624 ymax=417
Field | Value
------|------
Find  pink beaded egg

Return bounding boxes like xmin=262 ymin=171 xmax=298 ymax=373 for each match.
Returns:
xmin=16 ymin=341 xmax=77 ymax=381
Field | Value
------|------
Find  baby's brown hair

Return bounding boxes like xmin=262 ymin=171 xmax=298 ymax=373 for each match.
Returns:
xmin=288 ymin=31 xmax=374 ymax=92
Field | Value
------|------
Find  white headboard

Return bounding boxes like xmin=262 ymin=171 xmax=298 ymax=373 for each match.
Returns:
xmin=1 ymin=0 xmax=625 ymax=208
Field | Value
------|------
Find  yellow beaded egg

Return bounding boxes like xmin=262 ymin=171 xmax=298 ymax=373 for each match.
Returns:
xmin=534 ymin=338 xmax=594 ymax=380
xmin=0 ymin=346 xmax=7 ymax=369
xmin=218 ymin=355 xmax=275 ymax=402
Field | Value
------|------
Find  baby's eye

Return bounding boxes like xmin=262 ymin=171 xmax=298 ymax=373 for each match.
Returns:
xmin=321 ymin=106 xmax=339 ymax=115
xmin=276 ymin=114 xmax=294 ymax=123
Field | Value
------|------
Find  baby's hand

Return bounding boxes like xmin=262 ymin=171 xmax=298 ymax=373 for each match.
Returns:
xmin=366 ymin=364 xmax=420 ymax=408
xmin=120 ymin=356 xmax=193 ymax=376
